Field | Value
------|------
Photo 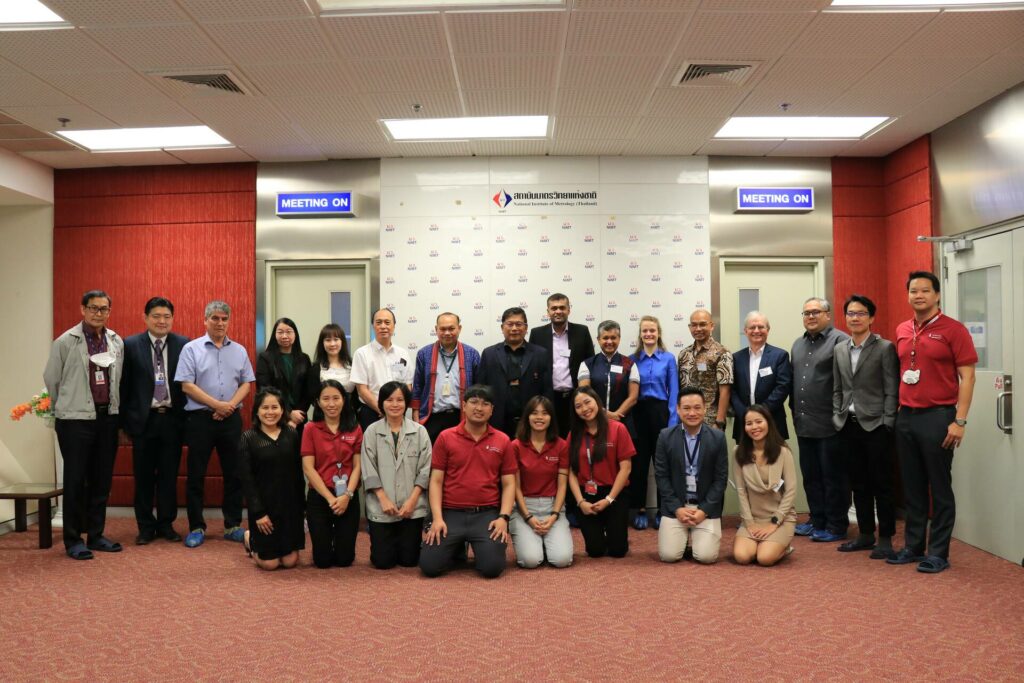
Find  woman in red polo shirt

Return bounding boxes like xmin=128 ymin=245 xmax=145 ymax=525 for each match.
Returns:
xmin=301 ymin=379 xmax=362 ymax=569
xmin=510 ymin=396 xmax=573 ymax=568
xmin=567 ymin=386 xmax=635 ymax=558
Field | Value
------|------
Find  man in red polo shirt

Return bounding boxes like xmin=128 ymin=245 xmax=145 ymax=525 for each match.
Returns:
xmin=889 ymin=271 xmax=977 ymax=574
xmin=419 ymin=384 xmax=518 ymax=578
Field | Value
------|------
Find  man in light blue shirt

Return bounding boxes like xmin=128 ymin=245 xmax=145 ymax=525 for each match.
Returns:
xmin=174 ymin=300 xmax=255 ymax=548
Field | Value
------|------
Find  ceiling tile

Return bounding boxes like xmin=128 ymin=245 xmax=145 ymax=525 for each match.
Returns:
xmin=319 ymin=141 xmax=395 ymax=159
xmin=464 ymin=90 xmax=551 ymax=116
xmin=700 ymin=0 xmax=828 ymax=10
xmin=561 ymin=55 xmax=664 ymax=90
xmin=177 ymin=97 xmax=310 ymax=148
xmin=897 ymin=10 xmax=1024 ymax=57
xmin=395 ymin=141 xmax=475 ymax=157
xmin=770 ymin=139 xmax=857 ymax=156
xmin=362 ymin=91 xmax=463 ymax=119
xmin=735 ymin=55 xmax=881 ymax=115
xmin=1 ymin=104 xmax=117 ymax=132
xmin=271 ymin=94 xmax=368 ymax=122
xmin=235 ymin=142 xmax=326 ymax=162
xmin=0 ymin=124 xmax=40 ymax=139
xmin=202 ymin=18 xmax=334 ymax=65
xmin=694 ymin=139 xmax=782 ymax=156
xmin=567 ymin=11 xmax=691 ymax=55
xmin=0 ymin=113 xmax=20 ymax=124
xmin=39 ymin=71 xmax=168 ymax=103
xmin=456 ymin=55 xmax=559 ymax=90
xmin=676 ymin=10 xmax=816 ymax=60
xmin=177 ymin=0 xmax=314 ymax=21
xmin=322 ymin=13 xmax=448 ymax=59
xmin=573 ymin=0 xmax=698 ymax=9
xmin=89 ymin=99 xmax=200 ymax=127
xmin=0 ymin=137 xmax=77 ymax=152
xmin=42 ymin=0 xmax=189 ymax=26
xmin=446 ymin=11 xmax=565 ymax=55
xmin=22 ymin=150 xmax=129 ymax=168
xmin=241 ymin=62 xmax=353 ymax=97
xmin=0 ymin=29 xmax=129 ymax=73
xmin=550 ymin=139 xmax=625 ymax=155
xmin=83 ymin=25 xmax=230 ymax=70
xmin=787 ymin=12 xmax=936 ymax=57
xmin=470 ymin=140 xmax=549 ymax=156
xmin=555 ymin=116 xmax=637 ymax=140
xmin=347 ymin=59 xmax=457 ymax=93
xmin=645 ymin=87 xmax=747 ymax=118
xmin=557 ymin=89 xmax=649 ymax=116
xmin=166 ymin=147 xmax=256 ymax=163
xmin=286 ymin=112 xmax=389 ymax=148
xmin=943 ymin=52 xmax=1024 ymax=99
xmin=0 ymin=72 xmax=76 ymax=107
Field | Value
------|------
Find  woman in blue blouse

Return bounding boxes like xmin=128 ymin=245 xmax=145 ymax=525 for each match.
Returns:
xmin=630 ymin=315 xmax=679 ymax=530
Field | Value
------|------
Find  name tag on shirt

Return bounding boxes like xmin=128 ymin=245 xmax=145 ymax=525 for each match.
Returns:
xmin=758 ymin=367 xmax=773 ymax=377
xmin=155 ymin=371 xmax=166 ymax=386
xmin=686 ymin=474 xmax=697 ymax=492
xmin=559 ymin=349 xmax=571 ymax=358
xmin=772 ymin=478 xmax=784 ymax=492
xmin=94 ymin=369 xmax=107 ymax=385
xmin=697 ymin=362 xmax=708 ymax=372
xmin=610 ymin=364 xmax=623 ymax=374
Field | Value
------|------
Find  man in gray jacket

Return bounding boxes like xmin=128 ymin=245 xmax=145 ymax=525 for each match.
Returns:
xmin=832 ymin=294 xmax=900 ymax=559
xmin=44 ymin=289 xmax=125 ymax=560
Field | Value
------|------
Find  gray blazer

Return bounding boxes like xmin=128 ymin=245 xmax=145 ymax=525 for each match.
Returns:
xmin=832 ymin=334 xmax=899 ymax=432
xmin=44 ymin=324 xmax=124 ymax=419
xmin=360 ymin=417 xmax=432 ymax=523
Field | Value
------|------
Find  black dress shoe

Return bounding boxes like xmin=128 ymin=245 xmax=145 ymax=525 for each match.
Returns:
xmin=87 ymin=536 xmax=123 ymax=553
xmin=837 ymin=538 xmax=875 ymax=552
xmin=135 ymin=530 xmax=157 ymax=545
xmin=159 ymin=528 xmax=182 ymax=542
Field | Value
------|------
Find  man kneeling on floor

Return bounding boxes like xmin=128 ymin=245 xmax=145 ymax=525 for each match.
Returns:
xmin=420 ymin=384 xmax=517 ymax=578
xmin=654 ymin=386 xmax=729 ymax=564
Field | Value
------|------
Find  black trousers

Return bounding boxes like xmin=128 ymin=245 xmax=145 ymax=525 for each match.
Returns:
xmin=131 ymin=410 xmax=184 ymax=534
xmin=839 ymin=418 xmax=896 ymax=538
xmin=796 ymin=434 xmax=849 ymax=534
xmin=552 ymin=389 xmax=573 ymax=438
xmin=357 ymin=404 xmax=380 ymax=433
xmin=578 ymin=486 xmax=630 ymax=558
xmin=424 ymin=409 xmax=461 ymax=443
xmin=895 ymin=405 xmax=957 ymax=559
xmin=306 ymin=488 xmax=361 ymax=568
xmin=55 ymin=411 xmax=119 ymax=549
xmin=368 ymin=518 xmax=424 ymax=569
xmin=419 ymin=508 xmax=508 ymax=578
xmin=185 ymin=411 xmax=242 ymax=532
xmin=630 ymin=398 xmax=667 ymax=512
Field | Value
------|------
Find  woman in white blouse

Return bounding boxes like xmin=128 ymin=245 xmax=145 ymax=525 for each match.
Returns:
xmin=307 ymin=323 xmax=355 ymax=420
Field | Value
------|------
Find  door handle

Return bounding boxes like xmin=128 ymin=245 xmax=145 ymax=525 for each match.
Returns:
xmin=996 ymin=391 xmax=1012 ymax=435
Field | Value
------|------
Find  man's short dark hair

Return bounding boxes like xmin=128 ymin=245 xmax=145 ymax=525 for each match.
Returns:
xmin=501 ymin=307 xmax=527 ymax=324
xmin=144 ymin=297 xmax=174 ymax=315
xmin=436 ymin=312 xmax=460 ymax=325
xmin=372 ymin=308 xmax=396 ymax=324
xmin=844 ymin=294 xmax=876 ymax=317
xmin=678 ymin=386 xmax=705 ymax=404
xmin=463 ymin=384 xmax=494 ymax=404
xmin=907 ymin=271 xmax=940 ymax=292
xmin=546 ymin=293 xmax=569 ymax=306
xmin=81 ymin=289 xmax=110 ymax=306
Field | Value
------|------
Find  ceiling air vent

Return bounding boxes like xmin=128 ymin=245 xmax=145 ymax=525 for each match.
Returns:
xmin=148 ymin=69 xmax=256 ymax=96
xmin=164 ymin=72 xmax=244 ymax=94
xmin=673 ymin=61 xmax=758 ymax=87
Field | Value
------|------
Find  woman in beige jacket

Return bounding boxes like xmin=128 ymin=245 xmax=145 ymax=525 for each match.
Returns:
xmin=733 ymin=404 xmax=797 ymax=566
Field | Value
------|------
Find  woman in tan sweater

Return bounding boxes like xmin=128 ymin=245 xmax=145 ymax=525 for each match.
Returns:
xmin=733 ymin=405 xmax=797 ymax=566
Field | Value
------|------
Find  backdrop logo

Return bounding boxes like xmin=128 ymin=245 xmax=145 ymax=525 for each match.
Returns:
xmin=673 ymin=288 xmax=684 ymax=295
xmin=473 ymin=275 xmax=484 ymax=283
xmin=496 ymin=235 xmax=506 ymax=243
xmin=673 ymin=339 xmax=686 ymax=349
xmin=694 ymin=248 xmax=705 ymax=256
xmin=407 ymin=290 xmax=417 ymax=297
xmin=629 ymin=287 xmax=639 ymax=295
xmin=562 ymin=274 xmax=572 ymax=282
xmin=562 ymin=222 xmax=572 ymax=230
xmin=540 ymin=235 xmax=550 ymax=243
xmin=429 ymin=223 xmax=440 ymax=232
xmin=672 ymin=234 xmax=683 ymax=242
xmin=474 ymin=329 xmax=485 ymax=336
xmin=694 ymin=222 xmax=705 ymax=230
xmin=651 ymin=248 xmax=660 ymax=256
xmin=606 ymin=221 xmax=617 ymax=230
xmin=674 ymin=313 xmax=685 ymax=321
xmin=473 ymin=302 xmax=484 ymax=310
xmin=406 ymin=263 xmax=417 ymax=270
xmin=608 ymin=300 xmax=618 ymax=308
xmin=429 ymin=276 xmax=439 ymax=283
xmin=606 ymin=248 xmax=617 ymax=256
xmin=496 ymin=262 xmax=506 ymax=270
xmin=694 ymin=274 xmax=705 ymax=282
xmin=429 ymin=302 xmax=439 ymax=310
xmin=451 ymin=263 xmax=461 ymax=270
xmin=651 ymin=300 xmax=662 ymax=308
xmin=473 ymin=248 xmax=484 ymax=257
xmin=628 ymin=234 xmax=639 ymax=242
xmin=628 ymin=261 xmax=639 ymax=269
xmin=451 ymin=289 xmax=462 ymax=296
xmin=493 ymin=189 xmax=512 ymax=208
xmin=584 ymin=287 xmax=595 ymax=295
xmin=385 ymin=276 xmax=395 ymax=284
xmin=629 ymin=313 xmax=639 ymax=321
xmin=650 ymin=221 xmax=661 ymax=230
xmin=518 ymin=275 xmax=528 ymax=282
xmin=429 ymin=250 xmax=439 ymax=257
xmin=517 ymin=248 xmax=528 ymax=256
xmin=473 ymin=223 xmax=484 ymax=231
xmin=407 ymin=316 xmax=417 ymax=324
xmin=540 ymin=261 xmax=550 ymax=269
xmin=562 ymin=248 xmax=573 ymax=256
xmin=407 ymin=237 xmax=417 ymax=245
xmin=607 ymin=274 xmax=617 ymax=281
xmin=451 ymin=236 xmax=461 ymax=244
xmin=496 ymin=288 xmax=506 ymax=296
xmin=384 ymin=250 xmax=395 ymax=258
xmin=584 ymin=235 xmax=594 ymax=242
xmin=673 ymin=261 xmax=683 ymax=269
xmin=517 ymin=222 xmax=527 ymax=230
xmin=584 ymin=261 xmax=594 ymax=269
xmin=651 ymin=274 xmax=661 ymax=282
xmin=541 ymin=287 xmax=551 ymax=296
xmin=696 ymin=300 xmax=706 ymax=308
xmin=384 ymin=224 xmax=395 ymax=232
xmin=585 ymin=314 xmax=595 ymax=322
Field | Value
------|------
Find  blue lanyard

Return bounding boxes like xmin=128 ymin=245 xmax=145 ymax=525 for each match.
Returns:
xmin=683 ymin=433 xmax=701 ymax=475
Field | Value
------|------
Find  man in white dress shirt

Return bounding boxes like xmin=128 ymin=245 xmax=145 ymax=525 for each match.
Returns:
xmin=351 ymin=308 xmax=412 ymax=430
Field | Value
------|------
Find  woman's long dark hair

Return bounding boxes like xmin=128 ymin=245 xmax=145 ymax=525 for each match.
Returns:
xmin=316 ymin=379 xmax=358 ymax=432
xmin=734 ymin=404 xmax=786 ymax=466
xmin=251 ymin=387 xmax=289 ymax=428
xmin=516 ymin=395 xmax=558 ymax=444
xmin=568 ymin=386 xmax=608 ymax=474
xmin=313 ymin=323 xmax=352 ymax=368
xmin=266 ymin=317 xmax=304 ymax=356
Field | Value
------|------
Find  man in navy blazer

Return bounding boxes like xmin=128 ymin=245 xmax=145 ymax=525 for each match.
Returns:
xmin=120 ymin=297 xmax=189 ymax=545
xmin=654 ymin=387 xmax=729 ymax=564
xmin=730 ymin=311 xmax=793 ymax=442
xmin=528 ymin=294 xmax=594 ymax=437
xmin=477 ymin=307 xmax=553 ymax=437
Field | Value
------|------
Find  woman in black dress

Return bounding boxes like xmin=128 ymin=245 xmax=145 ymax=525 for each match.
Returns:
xmin=256 ymin=317 xmax=312 ymax=430
xmin=239 ymin=387 xmax=305 ymax=570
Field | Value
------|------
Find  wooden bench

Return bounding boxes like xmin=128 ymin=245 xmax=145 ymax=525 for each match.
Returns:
xmin=0 ymin=484 xmax=63 ymax=549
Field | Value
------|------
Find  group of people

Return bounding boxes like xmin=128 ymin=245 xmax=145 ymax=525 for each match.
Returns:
xmin=43 ymin=272 xmax=976 ymax=576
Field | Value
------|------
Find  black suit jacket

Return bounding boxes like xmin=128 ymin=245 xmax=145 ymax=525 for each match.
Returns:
xmin=528 ymin=322 xmax=595 ymax=389
xmin=120 ymin=331 xmax=189 ymax=436
xmin=477 ymin=341 xmax=553 ymax=435
xmin=654 ymin=423 xmax=729 ymax=519
xmin=255 ymin=350 xmax=312 ymax=413
xmin=730 ymin=343 xmax=792 ymax=441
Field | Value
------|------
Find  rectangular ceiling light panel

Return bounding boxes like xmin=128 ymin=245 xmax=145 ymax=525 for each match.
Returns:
xmin=383 ymin=116 xmax=549 ymax=140
xmin=0 ymin=0 xmax=68 ymax=28
xmin=715 ymin=116 xmax=890 ymax=139
xmin=53 ymin=126 xmax=232 ymax=152
xmin=830 ymin=1 xmax=1024 ymax=9
xmin=318 ymin=0 xmax=564 ymax=12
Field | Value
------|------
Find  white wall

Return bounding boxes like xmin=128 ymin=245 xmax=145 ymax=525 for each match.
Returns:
xmin=0 ymin=202 xmax=54 ymax=523
xmin=380 ymin=156 xmax=711 ymax=355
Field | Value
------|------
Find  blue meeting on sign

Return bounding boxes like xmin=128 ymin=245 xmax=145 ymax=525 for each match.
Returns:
xmin=276 ymin=191 xmax=354 ymax=217
xmin=736 ymin=187 xmax=814 ymax=211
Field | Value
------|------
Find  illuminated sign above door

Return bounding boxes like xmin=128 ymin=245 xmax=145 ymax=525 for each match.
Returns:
xmin=736 ymin=187 xmax=814 ymax=212
xmin=276 ymin=191 xmax=356 ymax=217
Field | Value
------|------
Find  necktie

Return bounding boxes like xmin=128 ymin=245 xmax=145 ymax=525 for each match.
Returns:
xmin=153 ymin=339 xmax=168 ymax=403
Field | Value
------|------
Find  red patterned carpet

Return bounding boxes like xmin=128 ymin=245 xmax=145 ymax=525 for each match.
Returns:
xmin=1 ymin=516 xmax=1021 ymax=682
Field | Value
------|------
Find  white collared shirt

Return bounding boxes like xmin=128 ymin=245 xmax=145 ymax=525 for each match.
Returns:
xmin=551 ymin=324 xmax=572 ymax=391
xmin=748 ymin=345 xmax=764 ymax=405
xmin=848 ymin=336 xmax=868 ymax=414
xmin=351 ymin=339 xmax=412 ymax=394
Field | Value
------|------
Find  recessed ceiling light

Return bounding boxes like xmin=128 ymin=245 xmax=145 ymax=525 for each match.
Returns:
xmin=0 ymin=0 xmax=67 ymax=28
xmin=829 ymin=1 xmax=1024 ymax=9
xmin=714 ymin=116 xmax=891 ymax=139
xmin=382 ymin=116 xmax=549 ymax=141
xmin=52 ymin=126 xmax=233 ymax=152
xmin=317 ymin=0 xmax=564 ymax=13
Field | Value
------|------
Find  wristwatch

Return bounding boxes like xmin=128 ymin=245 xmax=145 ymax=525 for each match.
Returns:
xmin=954 ymin=418 xmax=967 ymax=427
xmin=498 ymin=513 xmax=511 ymax=522
xmin=715 ymin=420 xmax=727 ymax=429
xmin=343 ymin=489 xmax=355 ymax=498
xmin=770 ymin=515 xmax=779 ymax=525
xmin=605 ymin=496 xmax=615 ymax=504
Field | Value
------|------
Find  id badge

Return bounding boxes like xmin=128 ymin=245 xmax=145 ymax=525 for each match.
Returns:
xmin=441 ymin=380 xmax=451 ymax=397
xmin=154 ymin=371 xmax=166 ymax=387
xmin=610 ymin=364 xmax=623 ymax=374
xmin=758 ymin=367 xmax=773 ymax=377
xmin=902 ymin=369 xmax=921 ymax=385
xmin=771 ymin=478 xmax=784 ymax=493
xmin=94 ymin=369 xmax=107 ymax=385
xmin=391 ymin=362 xmax=407 ymax=381
xmin=685 ymin=474 xmax=697 ymax=492
xmin=697 ymin=362 xmax=708 ymax=372
xmin=584 ymin=480 xmax=598 ymax=495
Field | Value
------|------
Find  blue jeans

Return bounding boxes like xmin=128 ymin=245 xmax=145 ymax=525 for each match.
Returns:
xmin=797 ymin=434 xmax=848 ymax=534
xmin=509 ymin=496 xmax=573 ymax=568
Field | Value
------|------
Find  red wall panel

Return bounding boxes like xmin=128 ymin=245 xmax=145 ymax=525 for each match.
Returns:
xmin=53 ymin=163 xmax=257 ymax=508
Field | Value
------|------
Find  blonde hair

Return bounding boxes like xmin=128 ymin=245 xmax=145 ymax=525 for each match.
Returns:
xmin=634 ymin=315 xmax=666 ymax=357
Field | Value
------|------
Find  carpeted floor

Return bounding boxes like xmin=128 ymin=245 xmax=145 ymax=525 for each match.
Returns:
xmin=1 ymin=516 xmax=1021 ymax=682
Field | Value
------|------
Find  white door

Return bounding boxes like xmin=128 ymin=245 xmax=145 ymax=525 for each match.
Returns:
xmin=943 ymin=229 xmax=1021 ymax=564
xmin=719 ymin=258 xmax=825 ymax=515
xmin=269 ymin=261 xmax=370 ymax=356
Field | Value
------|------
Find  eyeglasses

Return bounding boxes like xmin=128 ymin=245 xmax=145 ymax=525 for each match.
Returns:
xmin=845 ymin=311 xmax=870 ymax=318
xmin=503 ymin=321 xmax=527 ymax=329
xmin=85 ymin=305 xmax=111 ymax=314
xmin=465 ymin=398 xmax=492 ymax=407
xmin=801 ymin=310 xmax=825 ymax=318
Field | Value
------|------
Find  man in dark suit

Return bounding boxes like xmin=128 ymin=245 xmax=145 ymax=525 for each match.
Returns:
xmin=529 ymin=294 xmax=594 ymax=437
xmin=120 ymin=297 xmax=189 ymax=545
xmin=730 ymin=311 xmax=792 ymax=442
xmin=654 ymin=387 xmax=729 ymax=564
xmin=477 ymin=307 xmax=553 ymax=438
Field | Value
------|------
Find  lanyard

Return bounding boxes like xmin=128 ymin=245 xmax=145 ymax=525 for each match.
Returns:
xmin=584 ymin=434 xmax=594 ymax=480
xmin=909 ymin=313 xmax=941 ymax=370
xmin=439 ymin=348 xmax=457 ymax=376
xmin=683 ymin=432 xmax=701 ymax=475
